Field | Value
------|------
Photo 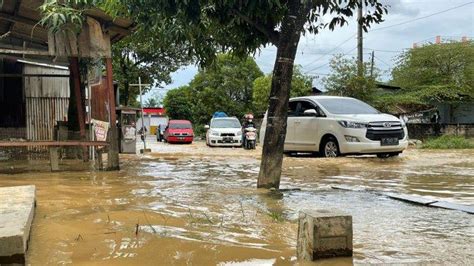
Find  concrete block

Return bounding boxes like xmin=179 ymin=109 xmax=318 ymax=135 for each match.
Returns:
xmin=297 ymin=209 xmax=352 ymax=261
xmin=140 ymin=148 xmax=151 ymax=154
xmin=0 ymin=185 xmax=36 ymax=264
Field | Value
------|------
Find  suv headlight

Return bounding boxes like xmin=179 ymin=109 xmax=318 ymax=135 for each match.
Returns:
xmin=210 ymin=130 xmax=219 ymax=136
xmin=236 ymin=130 xmax=242 ymax=136
xmin=338 ymin=121 xmax=368 ymax=128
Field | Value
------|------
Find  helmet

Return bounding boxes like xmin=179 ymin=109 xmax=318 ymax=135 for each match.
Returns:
xmin=244 ymin=113 xmax=254 ymax=120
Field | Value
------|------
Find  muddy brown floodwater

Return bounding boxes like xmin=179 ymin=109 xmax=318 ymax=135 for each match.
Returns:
xmin=0 ymin=141 xmax=473 ymax=265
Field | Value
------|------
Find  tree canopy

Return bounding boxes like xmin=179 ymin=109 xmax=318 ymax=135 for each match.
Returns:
xmin=389 ymin=41 xmax=474 ymax=104
xmin=144 ymin=98 xmax=161 ymax=108
xmin=163 ymin=86 xmax=194 ymax=120
xmin=253 ymin=66 xmax=312 ymax=115
xmin=122 ymin=0 xmax=386 ymax=55
xmin=322 ymin=54 xmax=379 ymax=104
xmin=163 ymin=54 xmax=263 ymax=128
xmin=113 ymin=27 xmax=193 ymax=106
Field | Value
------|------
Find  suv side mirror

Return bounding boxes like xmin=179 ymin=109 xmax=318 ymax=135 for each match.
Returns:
xmin=303 ymin=109 xmax=318 ymax=116
xmin=204 ymin=125 xmax=210 ymax=129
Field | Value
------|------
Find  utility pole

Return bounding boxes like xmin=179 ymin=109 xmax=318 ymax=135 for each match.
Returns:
xmin=138 ymin=77 xmax=146 ymax=151
xmin=370 ymin=50 xmax=375 ymax=78
xmin=357 ymin=0 xmax=363 ymax=76
xmin=129 ymin=78 xmax=151 ymax=153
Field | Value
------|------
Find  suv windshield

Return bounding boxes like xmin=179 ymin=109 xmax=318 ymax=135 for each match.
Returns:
xmin=169 ymin=123 xmax=192 ymax=129
xmin=317 ymin=98 xmax=379 ymax=114
xmin=211 ymin=119 xmax=241 ymax=128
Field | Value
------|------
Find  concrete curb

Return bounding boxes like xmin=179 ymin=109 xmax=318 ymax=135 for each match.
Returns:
xmin=331 ymin=185 xmax=474 ymax=214
xmin=0 ymin=185 xmax=36 ymax=264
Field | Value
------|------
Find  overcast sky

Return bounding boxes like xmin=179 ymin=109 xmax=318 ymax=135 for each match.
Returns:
xmin=145 ymin=0 xmax=474 ymax=102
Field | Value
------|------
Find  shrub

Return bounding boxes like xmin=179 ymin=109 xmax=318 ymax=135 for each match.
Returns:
xmin=422 ymin=135 xmax=474 ymax=149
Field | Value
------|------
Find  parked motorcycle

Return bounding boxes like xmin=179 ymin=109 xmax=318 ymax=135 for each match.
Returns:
xmin=243 ymin=127 xmax=257 ymax=150
xmin=138 ymin=127 xmax=146 ymax=142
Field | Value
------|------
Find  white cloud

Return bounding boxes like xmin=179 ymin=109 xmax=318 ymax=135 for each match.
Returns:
xmin=380 ymin=0 xmax=420 ymax=17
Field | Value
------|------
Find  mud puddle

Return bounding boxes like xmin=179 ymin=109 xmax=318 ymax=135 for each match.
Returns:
xmin=0 ymin=149 xmax=472 ymax=264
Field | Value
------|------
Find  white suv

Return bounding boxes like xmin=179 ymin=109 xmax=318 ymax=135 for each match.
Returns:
xmin=260 ymin=96 xmax=408 ymax=158
xmin=206 ymin=117 xmax=243 ymax=147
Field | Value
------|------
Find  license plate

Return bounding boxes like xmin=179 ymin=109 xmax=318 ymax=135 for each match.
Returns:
xmin=178 ymin=137 xmax=185 ymax=140
xmin=381 ymin=137 xmax=399 ymax=146
xmin=223 ymin=137 xmax=233 ymax=142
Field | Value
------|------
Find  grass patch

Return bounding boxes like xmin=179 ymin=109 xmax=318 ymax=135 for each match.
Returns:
xmin=267 ymin=210 xmax=285 ymax=222
xmin=422 ymin=135 xmax=474 ymax=149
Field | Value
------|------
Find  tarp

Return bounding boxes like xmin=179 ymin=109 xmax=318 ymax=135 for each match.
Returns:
xmin=212 ymin=112 xmax=228 ymax=118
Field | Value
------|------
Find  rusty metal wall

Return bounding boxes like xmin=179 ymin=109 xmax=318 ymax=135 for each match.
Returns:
xmin=26 ymin=97 xmax=69 ymax=141
xmin=23 ymin=63 xmax=70 ymax=142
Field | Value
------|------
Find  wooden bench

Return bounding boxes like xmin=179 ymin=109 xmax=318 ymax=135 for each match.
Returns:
xmin=0 ymin=141 xmax=109 ymax=171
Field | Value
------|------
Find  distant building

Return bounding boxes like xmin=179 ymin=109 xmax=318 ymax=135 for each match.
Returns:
xmin=311 ymin=87 xmax=323 ymax=95
xmin=375 ymin=83 xmax=401 ymax=94
xmin=136 ymin=107 xmax=168 ymax=135
xmin=435 ymin=102 xmax=474 ymax=124
xmin=375 ymin=82 xmax=474 ymax=124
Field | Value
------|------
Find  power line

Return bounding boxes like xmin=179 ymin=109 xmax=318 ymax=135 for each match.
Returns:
xmin=305 ymin=46 xmax=358 ymax=73
xmin=414 ymin=36 xmax=437 ymax=44
xmin=302 ymin=33 xmax=356 ymax=68
xmin=303 ymin=2 xmax=474 ymax=76
xmin=307 ymin=72 xmax=331 ymax=77
xmin=364 ymin=48 xmax=405 ymax=53
xmin=369 ymin=2 xmax=474 ymax=32
xmin=301 ymin=51 xmax=366 ymax=56
xmin=374 ymin=55 xmax=392 ymax=69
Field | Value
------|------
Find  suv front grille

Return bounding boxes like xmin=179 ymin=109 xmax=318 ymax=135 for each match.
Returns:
xmin=220 ymin=133 xmax=235 ymax=137
xmin=366 ymin=121 xmax=404 ymax=140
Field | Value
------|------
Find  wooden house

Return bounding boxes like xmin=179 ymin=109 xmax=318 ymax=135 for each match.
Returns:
xmin=0 ymin=0 xmax=134 ymax=170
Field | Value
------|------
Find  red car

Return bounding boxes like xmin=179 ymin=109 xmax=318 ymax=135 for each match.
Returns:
xmin=164 ymin=120 xmax=194 ymax=144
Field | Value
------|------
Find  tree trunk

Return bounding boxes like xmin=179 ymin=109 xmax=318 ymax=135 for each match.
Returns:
xmin=105 ymin=57 xmax=120 ymax=170
xmin=123 ymin=82 xmax=130 ymax=106
xmin=120 ymin=54 xmax=130 ymax=106
xmin=257 ymin=0 xmax=309 ymax=189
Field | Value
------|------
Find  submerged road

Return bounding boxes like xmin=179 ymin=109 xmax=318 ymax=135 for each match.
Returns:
xmin=0 ymin=140 xmax=472 ymax=265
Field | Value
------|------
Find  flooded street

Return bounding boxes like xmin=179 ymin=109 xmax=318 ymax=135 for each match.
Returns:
xmin=0 ymin=141 xmax=473 ymax=265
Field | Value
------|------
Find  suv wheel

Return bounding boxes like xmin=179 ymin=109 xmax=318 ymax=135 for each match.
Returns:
xmin=322 ymin=138 xmax=339 ymax=158
xmin=377 ymin=152 xmax=399 ymax=159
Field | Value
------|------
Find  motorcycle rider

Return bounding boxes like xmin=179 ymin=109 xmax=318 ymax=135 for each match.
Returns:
xmin=242 ymin=113 xmax=255 ymax=146
xmin=138 ymin=126 xmax=147 ymax=142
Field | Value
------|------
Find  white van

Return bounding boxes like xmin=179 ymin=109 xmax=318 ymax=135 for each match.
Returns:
xmin=260 ymin=96 xmax=408 ymax=158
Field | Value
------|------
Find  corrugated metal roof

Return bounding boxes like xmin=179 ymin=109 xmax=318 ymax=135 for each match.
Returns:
xmin=17 ymin=59 xmax=69 ymax=70
xmin=0 ymin=0 xmax=134 ymax=55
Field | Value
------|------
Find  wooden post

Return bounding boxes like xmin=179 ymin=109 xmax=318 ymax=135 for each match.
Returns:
xmin=49 ymin=147 xmax=59 ymax=171
xmin=105 ymin=57 xmax=119 ymax=170
xmin=96 ymin=149 xmax=104 ymax=170
xmin=69 ymin=57 xmax=88 ymax=161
